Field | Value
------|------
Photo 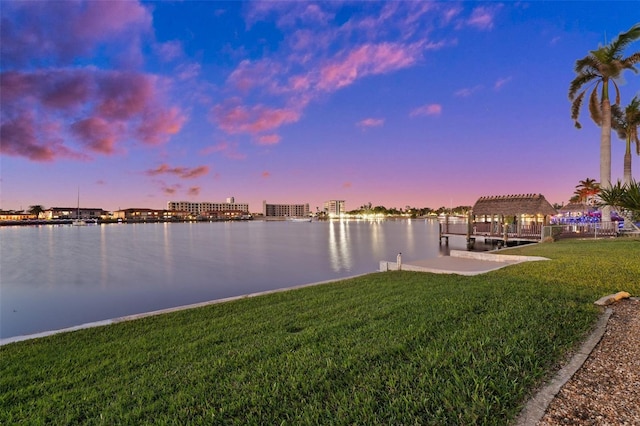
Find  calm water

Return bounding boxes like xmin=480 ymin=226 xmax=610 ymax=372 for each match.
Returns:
xmin=0 ymin=220 xmax=468 ymax=339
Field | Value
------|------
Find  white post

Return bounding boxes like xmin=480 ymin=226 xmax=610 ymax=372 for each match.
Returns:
xmin=397 ymin=252 xmax=402 ymax=271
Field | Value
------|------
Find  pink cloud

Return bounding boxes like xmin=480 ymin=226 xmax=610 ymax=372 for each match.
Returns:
xmin=257 ymin=134 xmax=281 ymax=145
xmin=0 ymin=111 xmax=81 ymax=162
xmin=137 ymin=107 xmax=186 ymax=145
xmin=181 ymin=166 xmax=209 ymax=179
xmin=188 ymin=186 xmax=201 ymax=196
xmin=443 ymin=7 xmax=462 ymax=24
xmin=41 ymin=72 xmax=92 ymax=110
xmin=1 ymin=69 xmax=185 ymax=161
xmin=156 ymin=40 xmax=183 ymax=62
xmin=356 ymin=118 xmax=384 ymax=129
xmin=261 ymin=171 xmax=271 ymax=179
xmin=318 ymin=43 xmax=420 ymax=92
xmin=176 ymin=63 xmax=201 ymax=81
xmin=1 ymin=1 xmax=152 ymax=67
xmin=71 ymin=117 xmax=121 ymax=154
xmin=161 ymin=184 xmax=180 ymax=195
xmin=410 ymin=104 xmax=442 ymax=117
xmin=145 ymin=164 xmax=209 ymax=179
xmin=494 ymin=76 xmax=512 ymax=90
xmin=343 ymin=182 xmax=352 ymax=188
xmin=212 ymin=100 xmax=300 ymax=135
xmin=201 ymin=141 xmax=246 ymax=160
xmin=454 ymin=85 xmax=483 ymax=97
xmin=466 ymin=6 xmax=498 ymax=30
xmin=246 ymin=2 xmax=334 ymax=29
xmin=95 ymin=72 xmax=155 ymax=120
xmin=227 ymin=59 xmax=281 ymax=93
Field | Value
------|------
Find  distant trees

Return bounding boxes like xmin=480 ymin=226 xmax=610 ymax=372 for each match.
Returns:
xmin=568 ymin=23 xmax=640 ymax=222
xmin=345 ymin=205 xmax=471 ymax=217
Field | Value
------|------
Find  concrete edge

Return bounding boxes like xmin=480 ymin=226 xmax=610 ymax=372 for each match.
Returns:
xmin=450 ymin=250 xmax=550 ymax=263
xmin=514 ymin=307 xmax=613 ymax=426
xmin=0 ymin=272 xmax=371 ymax=347
xmin=379 ymin=261 xmax=513 ymax=276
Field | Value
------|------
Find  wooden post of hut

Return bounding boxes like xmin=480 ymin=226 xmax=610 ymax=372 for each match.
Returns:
xmin=466 ymin=210 xmax=474 ymax=249
xmin=502 ymin=214 xmax=508 ymax=245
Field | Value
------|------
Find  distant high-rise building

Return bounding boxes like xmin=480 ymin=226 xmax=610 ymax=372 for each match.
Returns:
xmin=226 ymin=197 xmax=235 ymax=204
xmin=263 ymin=201 xmax=310 ymax=217
xmin=167 ymin=200 xmax=249 ymax=215
xmin=324 ymin=200 xmax=345 ymax=217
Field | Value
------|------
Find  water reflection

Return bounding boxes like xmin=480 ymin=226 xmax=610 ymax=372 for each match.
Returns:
xmin=2 ymin=219 xmax=463 ymax=339
xmin=328 ymin=220 xmax=352 ymax=272
xmin=100 ymin=224 xmax=108 ymax=288
xmin=163 ymin=223 xmax=173 ymax=283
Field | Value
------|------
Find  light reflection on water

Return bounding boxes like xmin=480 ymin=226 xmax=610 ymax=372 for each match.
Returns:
xmin=0 ymin=220 xmax=471 ymax=339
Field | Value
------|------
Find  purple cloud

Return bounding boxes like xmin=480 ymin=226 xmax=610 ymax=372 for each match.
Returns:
xmin=1 ymin=1 xmax=152 ymax=68
xmin=145 ymin=164 xmax=209 ymax=179
xmin=356 ymin=118 xmax=385 ymax=129
xmin=410 ymin=104 xmax=442 ymax=117
xmin=1 ymin=69 xmax=185 ymax=161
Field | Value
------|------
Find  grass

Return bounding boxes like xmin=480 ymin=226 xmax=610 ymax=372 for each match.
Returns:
xmin=1 ymin=239 xmax=639 ymax=425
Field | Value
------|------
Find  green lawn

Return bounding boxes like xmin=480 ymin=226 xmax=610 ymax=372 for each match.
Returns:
xmin=1 ymin=239 xmax=638 ymax=425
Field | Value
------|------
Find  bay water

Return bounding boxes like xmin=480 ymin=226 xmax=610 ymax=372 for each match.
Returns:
xmin=0 ymin=219 xmax=468 ymax=339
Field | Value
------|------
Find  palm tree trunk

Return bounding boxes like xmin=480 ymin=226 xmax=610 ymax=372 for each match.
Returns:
xmin=600 ymin=83 xmax=612 ymax=224
xmin=624 ymin=137 xmax=632 ymax=185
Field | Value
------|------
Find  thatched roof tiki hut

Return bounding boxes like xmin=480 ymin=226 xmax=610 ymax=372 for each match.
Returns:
xmin=439 ymin=194 xmax=557 ymax=249
xmin=471 ymin=194 xmax=557 ymax=246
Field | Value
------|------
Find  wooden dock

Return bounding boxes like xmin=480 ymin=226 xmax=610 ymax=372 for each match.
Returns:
xmin=439 ymin=219 xmax=619 ymax=249
xmin=437 ymin=194 xmax=618 ymax=249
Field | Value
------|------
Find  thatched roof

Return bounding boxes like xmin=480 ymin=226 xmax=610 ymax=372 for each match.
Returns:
xmin=472 ymin=194 xmax=557 ymax=216
xmin=558 ymin=202 xmax=596 ymax=213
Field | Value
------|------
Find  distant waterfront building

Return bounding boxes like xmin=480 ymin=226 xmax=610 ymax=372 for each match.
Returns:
xmin=263 ymin=201 xmax=310 ymax=217
xmin=114 ymin=208 xmax=187 ymax=222
xmin=324 ymin=200 xmax=346 ymax=217
xmin=42 ymin=207 xmax=106 ymax=220
xmin=0 ymin=211 xmax=37 ymax=221
xmin=167 ymin=199 xmax=249 ymax=215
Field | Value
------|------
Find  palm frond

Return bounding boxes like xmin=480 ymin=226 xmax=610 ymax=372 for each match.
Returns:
xmin=568 ymin=71 xmax=598 ymax=100
xmin=574 ymin=55 xmax=600 ymax=74
xmin=621 ymin=180 xmax=640 ymax=212
xmin=597 ymin=181 xmax=627 ymax=209
xmin=591 ymin=46 xmax=611 ymax=65
xmin=611 ymin=103 xmax=624 ymax=123
xmin=612 ymin=79 xmax=621 ymax=105
xmin=571 ymin=91 xmax=586 ymax=128
xmin=611 ymin=104 xmax=627 ymax=138
xmin=607 ymin=23 xmax=640 ymax=59
xmin=588 ymin=85 xmax=603 ymax=126
xmin=623 ymin=52 xmax=640 ymax=70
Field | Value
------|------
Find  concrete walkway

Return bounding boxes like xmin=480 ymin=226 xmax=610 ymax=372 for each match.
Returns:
xmin=381 ymin=250 xmax=549 ymax=276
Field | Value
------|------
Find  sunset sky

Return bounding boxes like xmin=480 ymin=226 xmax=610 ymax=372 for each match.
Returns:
xmin=1 ymin=1 xmax=639 ymax=213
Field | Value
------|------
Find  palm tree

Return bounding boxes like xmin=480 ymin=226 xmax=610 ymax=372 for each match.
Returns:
xmin=569 ymin=23 xmax=640 ymax=223
xmin=28 ymin=205 xmax=45 ymax=218
xmin=598 ymin=180 xmax=640 ymax=230
xmin=573 ymin=178 xmax=600 ymax=204
xmin=612 ymin=96 xmax=640 ymax=185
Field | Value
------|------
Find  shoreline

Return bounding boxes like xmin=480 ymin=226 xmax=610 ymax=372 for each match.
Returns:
xmin=0 ymin=272 xmax=371 ymax=346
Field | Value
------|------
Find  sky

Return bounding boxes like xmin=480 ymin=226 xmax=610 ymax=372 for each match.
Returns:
xmin=1 ymin=1 xmax=639 ymax=214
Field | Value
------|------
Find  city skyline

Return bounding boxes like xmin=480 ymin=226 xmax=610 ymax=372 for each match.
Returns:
xmin=1 ymin=2 xmax=639 ymax=212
